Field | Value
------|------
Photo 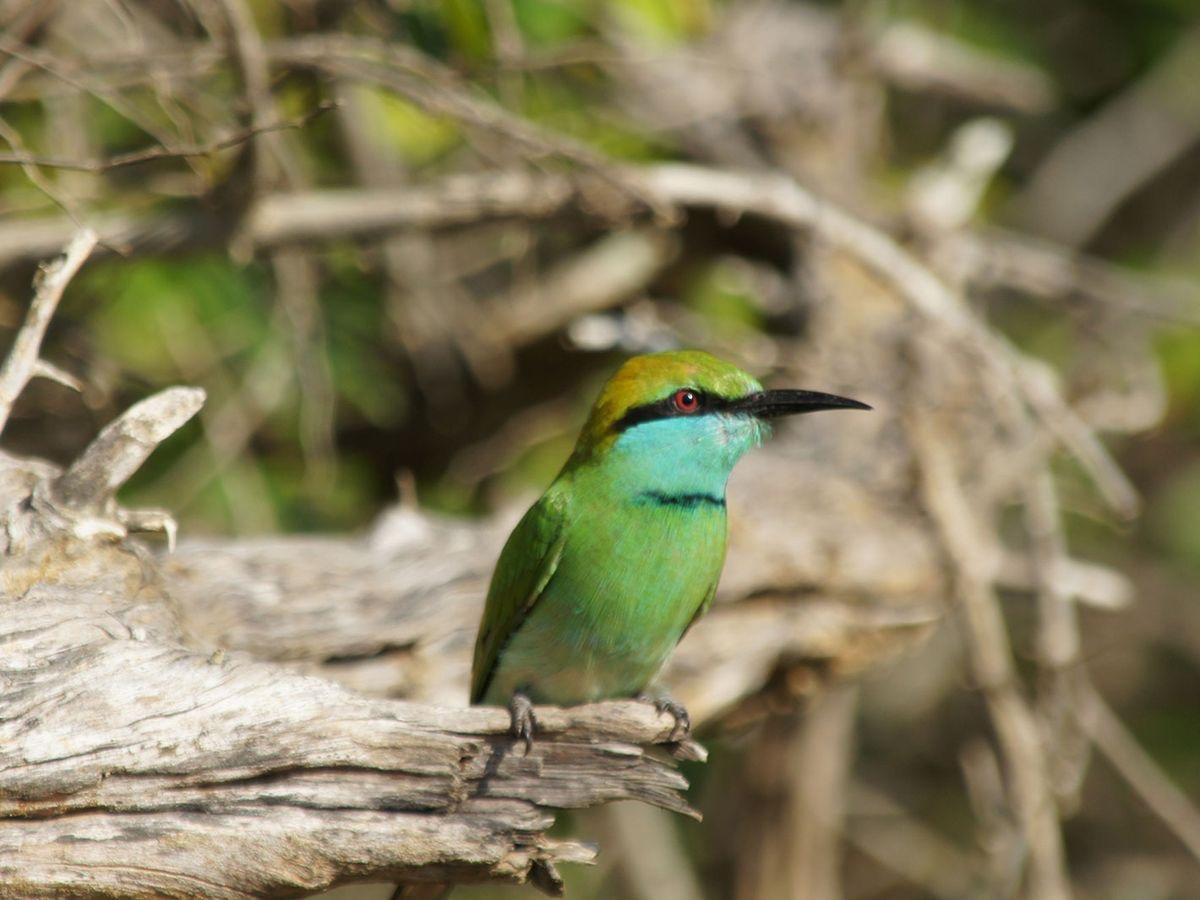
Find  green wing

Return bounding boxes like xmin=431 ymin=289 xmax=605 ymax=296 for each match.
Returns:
xmin=470 ymin=486 xmax=568 ymax=703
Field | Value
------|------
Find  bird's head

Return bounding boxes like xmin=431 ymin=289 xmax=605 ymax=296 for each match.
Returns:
xmin=568 ymin=351 xmax=869 ymax=493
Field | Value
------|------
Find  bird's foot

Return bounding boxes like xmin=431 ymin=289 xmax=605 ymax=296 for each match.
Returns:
xmin=508 ymin=690 xmax=538 ymax=755
xmin=640 ymin=693 xmax=691 ymax=742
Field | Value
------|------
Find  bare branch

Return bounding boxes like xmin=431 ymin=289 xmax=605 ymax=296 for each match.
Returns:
xmin=488 ymin=229 xmax=678 ymax=347
xmin=0 ymin=228 xmax=96 ymax=435
xmin=1 ymin=391 xmax=698 ymax=897
xmin=47 ymin=385 xmax=206 ymax=511
xmin=873 ymin=21 xmax=1056 ymax=114
xmin=30 ymin=357 xmax=83 ymax=392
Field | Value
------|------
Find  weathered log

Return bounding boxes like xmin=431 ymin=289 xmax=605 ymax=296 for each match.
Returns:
xmin=0 ymin=426 xmax=706 ymax=898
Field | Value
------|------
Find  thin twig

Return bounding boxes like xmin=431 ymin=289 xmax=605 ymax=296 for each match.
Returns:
xmin=269 ymin=34 xmax=675 ymax=219
xmin=0 ymin=228 xmax=97 ymax=436
xmin=0 ymin=101 xmax=338 ymax=172
xmin=0 ymin=33 xmax=206 ymax=172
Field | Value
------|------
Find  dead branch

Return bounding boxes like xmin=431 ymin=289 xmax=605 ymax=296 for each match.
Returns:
xmin=597 ymin=802 xmax=705 ymax=900
xmin=0 ymin=164 xmax=1189 ymax=348
xmin=0 ymin=228 xmax=95 ymax=434
xmin=1 ymin=427 xmax=695 ymax=900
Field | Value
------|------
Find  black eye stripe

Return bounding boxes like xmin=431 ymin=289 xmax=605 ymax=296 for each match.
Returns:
xmin=613 ymin=389 xmax=733 ymax=432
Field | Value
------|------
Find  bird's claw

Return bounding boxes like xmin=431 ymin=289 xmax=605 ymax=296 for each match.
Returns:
xmin=508 ymin=691 xmax=537 ymax=755
xmin=642 ymin=694 xmax=691 ymax=742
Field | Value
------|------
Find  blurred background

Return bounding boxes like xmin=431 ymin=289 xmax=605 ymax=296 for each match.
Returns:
xmin=2 ymin=0 xmax=1199 ymax=898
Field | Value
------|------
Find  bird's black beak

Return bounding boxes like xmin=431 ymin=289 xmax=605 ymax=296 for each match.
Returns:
xmin=728 ymin=389 xmax=872 ymax=418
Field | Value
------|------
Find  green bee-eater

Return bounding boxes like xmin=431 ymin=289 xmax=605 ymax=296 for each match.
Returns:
xmin=470 ymin=350 xmax=869 ymax=743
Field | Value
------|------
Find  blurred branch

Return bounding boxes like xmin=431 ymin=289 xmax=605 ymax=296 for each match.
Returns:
xmin=11 ymin=11 xmax=1056 ymax=119
xmin=0 ymin=33 xmax=208 ymax=174
xmin=1082 ymin=683 xmax=1200 ymax=864
xmin=909 ymin=397 xmax=1071 ymax=900
xmin=600 ymin=803 xmax=706 ymax=900
xmin=0 ymin=0 xmax=59 ymax=102
xmin=788 ymin=684 xmax=857 ymax=900
xmin=1014 ymin=25 xmax=1200 ymax=246
xmin=846 ymin=781 xmax=983 ymax=899
xmin=731 ymin=685 xmax=857 ymax=900
xmin=872 ymin=20 xmax=1056 ymax=114
xmin=334 ymin=78 xmax=499 ymax=402
xmin=997 ymin=548 xmax=1132 ymax=611
xmin=935 ymin=227 xmax=1200 ymax=328
xmin=0 ymin=159 xmax=1171 ymax=362
xmin=960 ymin=737 xmax=1026 ymax=896
xmin=1027 ymin=469 xmax=1092 ymax=810
xmin=269 ymin=35 xmax=672 ymax=219
xmin=488 ymin=229 xmax=678 ymax=348
xmin=0 ymin=158 xmax=1146 ymax=533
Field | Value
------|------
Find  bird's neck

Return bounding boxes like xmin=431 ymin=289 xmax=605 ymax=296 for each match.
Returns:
xmin=574 ymin=420 xmax=747 ymax=507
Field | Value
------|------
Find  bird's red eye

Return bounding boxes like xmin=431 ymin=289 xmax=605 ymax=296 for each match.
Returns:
xmin=672 ymin=389 xmax=701 ymax=413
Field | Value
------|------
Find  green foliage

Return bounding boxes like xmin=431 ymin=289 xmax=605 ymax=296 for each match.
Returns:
xmin=608 ymin=0 xmax=713 ymax=43
xmin=886 ymin=0 xmax=1048 ymax=67
xmin=348 ymin=86 xmax=463 ymax=166
xmin=1148 ymin=460 xmax=1200 ymax=571
xmin=512 ymin=0 xmax=591 ymax=44
xmin=1157 ymin=325 xmax=1200 ymax=437
xmin=82 ymin=256 xmax=272 ymax=383
xmin=684 ymin=260 xmax=766 ymax=331
xmin=521 ymin=77 xmax=672 ymax=159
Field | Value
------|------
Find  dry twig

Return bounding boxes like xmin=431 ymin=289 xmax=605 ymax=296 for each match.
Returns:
xmin=0 ymin=228 xmax=96 ymax=435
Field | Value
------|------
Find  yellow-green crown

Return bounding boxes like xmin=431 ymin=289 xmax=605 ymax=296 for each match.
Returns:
xmin=574 ymin=350 xmax=762 ymax=454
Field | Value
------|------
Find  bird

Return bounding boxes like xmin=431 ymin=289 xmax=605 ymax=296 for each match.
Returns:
xmin=470 ymin=350 xmax=869 ymax=747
